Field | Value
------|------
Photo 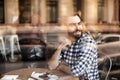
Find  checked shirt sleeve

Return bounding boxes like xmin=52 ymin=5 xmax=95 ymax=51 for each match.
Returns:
xmin=71 ymin=42 xmax=97 ymax=77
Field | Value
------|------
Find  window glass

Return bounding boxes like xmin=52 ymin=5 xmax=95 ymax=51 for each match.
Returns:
xmin=73 ymin=0 xmax=81 ymax=12
xmin=103 ymin=37 xmax=119 ymax=43
xmin=73 ymin=0 xmax=83 ymax=18
xmin=119 ymin=0 xmax=120 ymax=21
xmin=98 ymin=0 xmax=104 ymax=23
xmin=46 ymin=0 xmax=58 ymax=23
xmin=19 ymin=0 xmax=31 ymax=24
xmin=0 ymin=0 xmax=4 ymax=24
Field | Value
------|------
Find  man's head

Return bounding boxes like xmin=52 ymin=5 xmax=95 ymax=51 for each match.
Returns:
xmin=66 ymin=15 xmax=87 ymax=39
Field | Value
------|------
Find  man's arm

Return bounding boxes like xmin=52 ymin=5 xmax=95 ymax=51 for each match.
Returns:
xmin=57 ymin=62 xmax=71 ymax=75
xmin=48 ymin=42 xmax=68 ymax=70
xmin=47 ymin=45 xmax=63 ymax=70
xmin=48 ymin=37 xmax=71 ymax=70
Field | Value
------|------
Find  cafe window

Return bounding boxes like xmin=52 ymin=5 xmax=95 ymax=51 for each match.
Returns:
xmin=98 ymin=0 xmax=105 ymax=23
xmin=73 ymin=0 xmax=83 ymax=18
xmin=119 ymin=0 xmax=120 ymax=21
xmin=19 ymin=0 xmax=31 ymax=24
xmin=73 ymin=0 xmax=80 ymax=12
xmin=46 ymin=0 xmax=58 ymax=23
xmin=0 ymin=0 xmax=4 ymax=24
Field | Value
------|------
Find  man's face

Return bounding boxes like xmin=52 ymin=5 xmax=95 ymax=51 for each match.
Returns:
xmin=67 ymin=16 xmax=83 ymax=39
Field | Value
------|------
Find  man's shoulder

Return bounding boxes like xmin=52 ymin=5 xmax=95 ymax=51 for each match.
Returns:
xmin=81 ymin=32 xmax=94 ymax=42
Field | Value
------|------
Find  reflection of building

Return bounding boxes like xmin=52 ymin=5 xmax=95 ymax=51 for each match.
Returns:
xmin=0 ymin=0 xmax=119 ymax=25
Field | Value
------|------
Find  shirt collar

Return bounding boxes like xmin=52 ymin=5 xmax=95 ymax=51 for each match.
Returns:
xmin=76 ymin=32 xmax=84 ymax=43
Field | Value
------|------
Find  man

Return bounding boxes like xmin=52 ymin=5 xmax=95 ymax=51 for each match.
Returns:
xmin=48 ymin=15 xmax=99 ymax=80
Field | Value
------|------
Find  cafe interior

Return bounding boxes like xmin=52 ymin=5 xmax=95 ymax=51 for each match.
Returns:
xmin=0 ymin=0 xmax=120 ymax=80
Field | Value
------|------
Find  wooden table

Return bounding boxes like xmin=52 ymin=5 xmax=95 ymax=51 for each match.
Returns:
xmin=2 ymin=68 xmax=79 ymax=80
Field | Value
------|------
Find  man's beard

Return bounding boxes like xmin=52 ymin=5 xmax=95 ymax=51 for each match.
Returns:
xmin=68 ymin=30 xmax=82 ymax=39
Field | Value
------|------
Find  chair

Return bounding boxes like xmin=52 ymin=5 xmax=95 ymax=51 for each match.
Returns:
xmin=0 ymin=36 xmax=7 ymax=61
xmin=4 ymin=34 xmax=21 ymax=62
xmin=98 ymin=53 xmax=112 ymax=80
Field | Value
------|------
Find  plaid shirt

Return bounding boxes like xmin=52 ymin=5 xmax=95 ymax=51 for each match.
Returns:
xmin=59 ymin=32 xmax=99 ymax=80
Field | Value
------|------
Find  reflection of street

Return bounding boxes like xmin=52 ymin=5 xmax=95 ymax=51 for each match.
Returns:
xmin=0 ymin=25 xmax=120 ymax=79
xmin=98 ymin=41 xmax=120 ymax=79
xmin=93 ymin=32 xmax=120 ymax=79
xmin=87 ymin=24 xmax=120 ymax=33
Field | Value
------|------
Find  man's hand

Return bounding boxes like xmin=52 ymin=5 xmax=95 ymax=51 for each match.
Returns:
xmin=59 ymin=37 xmax=72 ymax=50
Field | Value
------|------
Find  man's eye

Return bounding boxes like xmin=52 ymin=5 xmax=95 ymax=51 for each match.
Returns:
xmin=78 ymin=22 xmax=81 ymax=25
